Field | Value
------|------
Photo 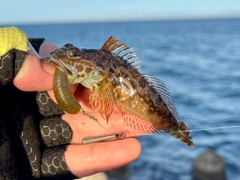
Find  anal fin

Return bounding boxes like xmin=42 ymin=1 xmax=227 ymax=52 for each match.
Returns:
xmin=122 ymin=109 xmax=165 ymax=134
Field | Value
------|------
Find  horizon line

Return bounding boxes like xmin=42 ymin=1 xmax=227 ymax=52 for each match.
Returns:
xmin=1 ymin=16 xmax=240 ymax=26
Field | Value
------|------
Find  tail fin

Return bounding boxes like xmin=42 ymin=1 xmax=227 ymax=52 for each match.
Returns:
xmin=170 ymin=121 xmax=194 ymax=147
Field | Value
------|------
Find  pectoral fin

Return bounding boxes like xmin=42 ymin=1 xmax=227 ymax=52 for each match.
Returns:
xmin=89 ymin=80 xmax=116 ymax=121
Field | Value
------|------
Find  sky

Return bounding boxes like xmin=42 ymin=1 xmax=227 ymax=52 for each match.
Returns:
xmin=1 ymin=0 xmax=240 ymax=25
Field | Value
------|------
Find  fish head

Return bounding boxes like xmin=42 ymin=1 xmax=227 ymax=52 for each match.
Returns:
xmin=41 ymin=43 xmax=108 ymax=87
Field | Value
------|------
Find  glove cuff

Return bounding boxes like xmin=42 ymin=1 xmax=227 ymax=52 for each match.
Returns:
xmin=0 ymin=27 xmax=28 ymax=56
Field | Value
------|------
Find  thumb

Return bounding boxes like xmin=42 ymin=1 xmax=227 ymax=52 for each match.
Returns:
xmin=14 ymin=41 xmax=57 ymax=91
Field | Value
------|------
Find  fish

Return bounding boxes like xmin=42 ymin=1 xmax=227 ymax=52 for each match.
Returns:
xmin=41 ymin=36 xmax=194 ymax=147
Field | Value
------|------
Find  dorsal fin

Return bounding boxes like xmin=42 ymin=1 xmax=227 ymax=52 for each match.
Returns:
xmin=143 ymin=74 xmax=180 ymax=122
xmin=101 ymin=36 xmax=141 ymax=72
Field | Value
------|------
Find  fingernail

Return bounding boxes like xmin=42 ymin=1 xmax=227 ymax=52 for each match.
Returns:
xmin=39 ymin=41 xmax=58 ymax=57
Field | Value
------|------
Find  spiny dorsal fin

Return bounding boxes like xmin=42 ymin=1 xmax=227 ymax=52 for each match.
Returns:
xmin=143 ymin=74 xmax=180 ymax=122
xmin=101 ymin=36 xmax=141 ymax=71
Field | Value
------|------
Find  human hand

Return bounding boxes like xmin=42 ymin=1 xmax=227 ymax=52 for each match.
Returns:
xmin=14 ymin=41 xmax=141 ymax=178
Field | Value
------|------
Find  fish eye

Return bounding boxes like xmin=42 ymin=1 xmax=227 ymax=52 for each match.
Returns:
xmin=66 ymin=48 xmax=80 ymax=58
xmin=71 ymin=51 xmax=78 ymax=57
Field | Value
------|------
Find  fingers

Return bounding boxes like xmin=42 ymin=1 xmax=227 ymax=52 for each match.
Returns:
xmin=65 ymin=138 xmax=141 ymax=177
xmin=14 ymin=41 xmax=57 ymax=91
xmin=41 ymin=146 xmax=78 ymax=179
xmin=40 ymin=116 xmax=73 ymax=147
xmin=61 ymin=111 xmax=124 ymax=144
xmin=39 ymin=115 xmax=141 ymax=178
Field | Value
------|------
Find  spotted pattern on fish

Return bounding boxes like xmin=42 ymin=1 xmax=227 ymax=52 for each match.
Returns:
xmin=41 ymin=36 xmax=194 ymax=147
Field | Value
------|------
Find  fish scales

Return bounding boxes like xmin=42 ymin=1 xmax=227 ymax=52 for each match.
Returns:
xmin=105 ymin=52 xmax=193 ymax=146
xmin=41 ymin=36 xmax=194 ymax=147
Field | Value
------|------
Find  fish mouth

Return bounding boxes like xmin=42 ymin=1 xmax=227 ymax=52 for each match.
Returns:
xmin=41 ymin=56 xmax=61 ymax=67
xmin=41 ymin=56 xmax=74 ymax=76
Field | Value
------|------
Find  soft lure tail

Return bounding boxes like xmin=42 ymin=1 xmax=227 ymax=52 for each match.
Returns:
xmin=53 ymin=67 xmax=80 ymax=114
xmin=53 ymin=67 xmax=97 ymax=120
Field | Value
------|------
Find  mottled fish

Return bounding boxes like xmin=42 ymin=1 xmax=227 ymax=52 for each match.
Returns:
xmin=41 ymin=36 xmax=194 ymax=147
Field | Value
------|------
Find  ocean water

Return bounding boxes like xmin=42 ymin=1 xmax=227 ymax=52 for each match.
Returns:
xmin=4 ymin=19 xmax=240 ymax=179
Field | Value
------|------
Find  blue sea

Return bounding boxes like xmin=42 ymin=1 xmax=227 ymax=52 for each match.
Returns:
xmin=4 ymin=19 xmax=240 ymax=179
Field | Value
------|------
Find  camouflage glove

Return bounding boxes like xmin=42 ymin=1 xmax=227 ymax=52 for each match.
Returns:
xmin=0 ymin=27 xmax=77 ymax=180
